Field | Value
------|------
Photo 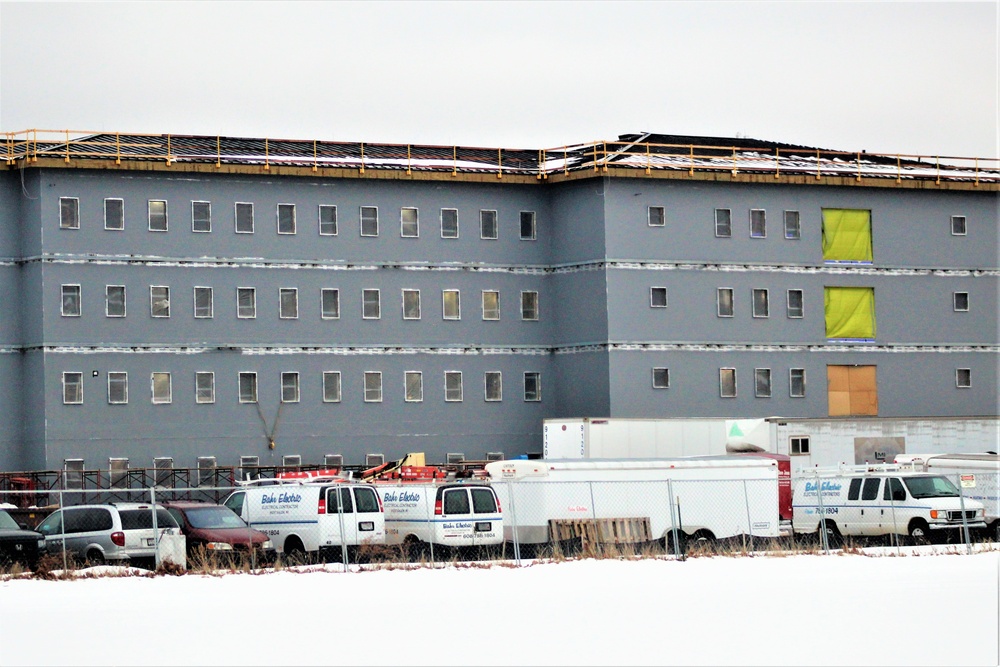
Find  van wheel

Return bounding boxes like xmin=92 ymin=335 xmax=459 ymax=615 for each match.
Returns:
xmin=908 ymin=520 xmax=931 ymax=545
xmin=403 ymin=536 xmax=427 ymax=562
xmin=820 ymin=520 xmax=842 ymax=548
xmin=86 ymin=549 xmax=105 ymax=566
xmin=283 ymin=536 xmax=306 ymax=564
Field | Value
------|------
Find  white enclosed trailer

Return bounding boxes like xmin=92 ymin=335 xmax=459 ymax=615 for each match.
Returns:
xmin=484 ymin=457 xmax=780 ymax=546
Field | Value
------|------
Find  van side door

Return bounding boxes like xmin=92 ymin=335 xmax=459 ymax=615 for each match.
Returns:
xmin=352 ymin=486 xmax=383 ymax=543
xmin=881 ymin=477 xmax=907 ymax=534
xmin=325 ymin=487 xmax=358 ymax=547
xmin=440 ymin=487 xmax=473 ymax=544
xmin=841 ymin=478 xmax=864 ymax=534
xmin=858 ymin=477 xmax=883 ymax=535
xmin=470 ymin=487 xmax=500 ymax=546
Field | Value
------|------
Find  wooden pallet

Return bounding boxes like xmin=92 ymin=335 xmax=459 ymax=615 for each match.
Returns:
xmin=549 ymin=517 xmax=652 ymax=551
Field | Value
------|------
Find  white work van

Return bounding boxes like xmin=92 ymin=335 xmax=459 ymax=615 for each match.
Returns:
xmin=376 ymin=483 xmax=503 ymax=556
xmin=792 ymin=465 xmax=987 ymax=544
xmin=895 ymin=453 xmax=999 ymax=541
xmin=223 ymin=482 xmax=385 ymax=559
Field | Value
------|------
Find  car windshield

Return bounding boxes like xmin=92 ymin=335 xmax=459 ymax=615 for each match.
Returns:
xmin=903 ymin=476 xmax=960 ymax=499
xmin=0 ymin=511 xmax=20 ymax=530
xmin=183 ymin=507 xmax=247 ymax=529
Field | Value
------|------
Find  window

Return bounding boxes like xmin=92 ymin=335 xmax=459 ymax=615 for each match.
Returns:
xmin=784 ymin=210 xmax=800 ymax=240
xmin=482 ymin=290 xmax=499 ymax=320
xmin=195 ymin=372 xmax=215 ymax=404
xmin=755 ymin=368 xmax=772 ymax=398
xmin=239 ymin=372 xmax=258 ymax=403
xmin=105 ymin=198 xmax=124 ymax=231
xmin=321 ymin=288 xmax=340 ymax=319
xmin=715 ymin=208 xmax=732 ymax=237
xmin=108 ymin=372 xmax=128 ymax=404
xmin=61 ymin=285 xmax=81 ymax=317
xmin=402 ymin=290 xmax=421 ymax=320
xmin=822 ymin=209 xmax=872 ymax=262
xmin=62 ymin=372 xmax=83 ymax=404
xmin=861 ymin=478 xmax=880 ymax=501
xmin=440 ymin=208 xmax=459 ymax=238
xmin=824 ymin=286 xmax=876 ymax=339
xmin=237 ymin=287 xmax=256 ymax=319
xmin=956 ymin=368 xmax=971 ymax=388
xmin=360 ymin=206 xmax=378 ymax=237
xmin=323 ymin=372 xmax=342 ymax=403
xmin=277 ymin=203 xmax=296 ymax=235
xmin=192 ymin=201 xmax=211 ymax=233
xmin=60 ymin=197 xmax=80 ymax=229
xmin=787 ymin=289 xmax=804 ymax=318
xmin=648 ymin=206 xmax=665 ymax=227
xmin=790 ymin=436 xmax=810 ymax=455
xmin=951 ymin=215 xmax=967 ymax=236
xmin=789 ymin=368 xmax=806 ymax=397
xmin=363 ymin=289 xmax=381 ymax=319
xmin=445 ymin=371 xmax=463 ymax=402
xmin=480 ymin=209 xmax=498 ymax=239
xmin=279 ymin=288 xmax=299 ymax=319
xmin=151 ymin=372 xmax=172 ymax=404
xmin=443 ymin=290 xmax=460 ymax=320
xmin=281 ymin=372 xmax=300 ymax=403
xmin=319 ymin=205 xmax=338 ymax=236
xmin=650 ymin=287 xmax=668 ymax=308
xmin=401 ymin=207 xmax=419 ymax=237
xmin=106 ymin=285 xmax=126 ymax=318
xmin=953 ymin=292 xmax=969 ymax=312
xmin=752 ymin=289 xmax=769 ymax=318
xmin=720 ymin=368 xmax=737 ymax=398
xmin=524 ymin=372 xmax=541 ymax=401
xmin=485 ymin=372 xmax=502 ymax=401
xmin=194 ymin=287 xmax=213 ymax=319
xmin=749 ymin=209 xmax=766 ymax=238
xmin=364 ymin=371 xmax=382 ymax=402
xmin=148 ymin=200 xmax=168 ymax=232
xmin=235 ymin=202 xmax=254 ymax=233
xmin=405 ymin=371 xmax=423 ymax=402
xmin=717 ymin=288 xmax=734 ymax=318
xmin=521 ymin=291 xmax=538 ymax=320
xmin=150 ymin=286 xmax=170 ymax=318
xmin=652 ymin=368 xmax=670 ymax=389
xmin=520 ymin=211 xmax=536 ymax=240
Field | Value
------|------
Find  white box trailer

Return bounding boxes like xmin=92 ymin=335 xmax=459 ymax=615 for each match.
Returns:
xmin=543 ymin=418 xmax=747 ymax=459
xmin=484 ymin=456 xmax=780 ymax=546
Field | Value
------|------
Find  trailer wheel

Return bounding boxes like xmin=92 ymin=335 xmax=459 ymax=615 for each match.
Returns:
xmin=665 ymin=531 xmax=686 ymax=556
xmin=693 ymin=530 xmax=716 ymax=543
xmin=908 ymin=520 xmax=931 ymax=545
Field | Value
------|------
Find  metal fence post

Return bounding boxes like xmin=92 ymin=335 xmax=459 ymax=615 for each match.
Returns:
xmin=336 ymin=487 xmax=348 ymax=571
xmin=742 ymin=480 xmax=753 ymax=552
xmin=506 ymin=479 xmax=521 ymax=567
xmin=150 ymin=486 xmax=160 ymax=570
xmin=588 ymin=481 xmax=600 ymax=557
xmin=666 ymin=479 xmax=681 ymax=560
xmin=816 ymin=473 xmax=829 ymax=553
xmin=426 ymin=486 xmax=436 ymax=568
xmin=58 ymin=489 xmax=68 ymax=572
xmin=888 ymin=479 xmax=901 ymax=557
xmin=957 ymin=473 xmax=972 ymax=555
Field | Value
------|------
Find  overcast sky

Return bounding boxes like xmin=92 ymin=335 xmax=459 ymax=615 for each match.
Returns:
xmin=1 ymin=1 xmax=997 ymax=159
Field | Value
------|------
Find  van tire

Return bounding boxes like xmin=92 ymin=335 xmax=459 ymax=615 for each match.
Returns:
xmin=283 ymin=536 xmax=306 ymax=564
xmin=403 ymin=535 xmax=427 ymax=562
xmin=908 ymin=520 xmax=931 ymax=545
xmin=86 ymin=549 xmax=105 ymax=566
xmin=820 ymin=520 xmax=842 ymax=548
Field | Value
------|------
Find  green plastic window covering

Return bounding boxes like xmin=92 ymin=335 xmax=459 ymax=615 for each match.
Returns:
xmin=822 ymin=209 xmax=872 ymax=261
xmin=825 ymin=287 xmax=876 ymax=339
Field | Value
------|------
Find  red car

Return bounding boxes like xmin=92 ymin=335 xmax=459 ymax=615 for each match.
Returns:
xmin=162 ymin=502 xmax=273 ymax=561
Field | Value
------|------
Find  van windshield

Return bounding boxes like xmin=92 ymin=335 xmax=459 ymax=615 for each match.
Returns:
xmin=903 ymin=476 xmax=960 ymax=499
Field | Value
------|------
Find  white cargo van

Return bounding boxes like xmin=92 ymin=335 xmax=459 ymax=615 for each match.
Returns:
xmin=792 ymin=465 xmax=986 ymax=544
xmin=376 ymin=483 xmax=503 ymax=557
xmin=223 ymin=482 xmax=385 ymax=559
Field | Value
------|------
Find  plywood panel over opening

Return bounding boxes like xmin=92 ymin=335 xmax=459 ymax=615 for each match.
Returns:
xmin=828 ymin=365 xmax=878 ymax=416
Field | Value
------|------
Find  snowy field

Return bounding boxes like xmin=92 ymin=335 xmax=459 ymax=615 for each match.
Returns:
xmin=0 ymin=545 xmax=997 ymax=667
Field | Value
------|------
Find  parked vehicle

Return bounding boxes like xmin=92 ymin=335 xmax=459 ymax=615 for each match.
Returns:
xmin=34 ymin=503 xmax=186 ymax=568
xmin=161 ymin=501 xmax=274 ymax=560
xmin=222 ymin=481 xmax=385 ymax=560
xmin=792 ymin=464 xmax=987 ymax=545
xmin=0 ymin=510 xmax=46 ymax=567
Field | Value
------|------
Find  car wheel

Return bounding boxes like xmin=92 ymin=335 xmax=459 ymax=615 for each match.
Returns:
xmin=909 ymin=520 xmax=931 ymax=545
xmin=86 ymin=549 xmax=105 ymax=566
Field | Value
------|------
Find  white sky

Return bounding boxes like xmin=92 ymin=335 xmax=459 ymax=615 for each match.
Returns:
xmin=1 ymin=1 xmax=997 ymax=159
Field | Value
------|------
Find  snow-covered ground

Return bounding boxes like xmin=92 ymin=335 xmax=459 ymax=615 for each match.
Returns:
xmin=0 ymin=545 xmax=997 ymax=667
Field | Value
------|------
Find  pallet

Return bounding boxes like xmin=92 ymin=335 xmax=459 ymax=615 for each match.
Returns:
xmin=549 ymin=517 xmax=652 ymax=551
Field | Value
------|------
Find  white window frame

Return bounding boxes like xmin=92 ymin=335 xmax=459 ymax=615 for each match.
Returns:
xmin=277 ymin=203 xmax=296 ymax=235
xmin=652 ymin=367 xmax=670 ymax=389
xmin=235 ymin=202 xmax=254 ymax=234
xmin=107 ymin=372 xmax=128 ymax=405
xmin=480 ymin=209 xmax=498 ymax=240
xmin=319 ymin=204 xmax=338 ymax=236
xmin=151 ymin=372 xmax=172 ymax=404
xmin=363 ymin=289 xmax=381 ymax=320
xmin=62 ymin=371 xmax=83 ymax=404
xmin=749 ymin=208 xmax=766 ymax=238
xmin=953 ymin=292 xmax=969 ymax=312
xmin=754 ymin=368 xmax=772 ymax=398
xmin=148 ymin=199 xmax=168 ymax=232
xmin=61 ymin=284 xmax=81 ymax=317
xmin=650 ymin=286 xmax=668 ymax=308
xmin=195 ymin=371 xmax=215 ymax=404
xmin=150 ymin=285 xmax=170 ymax=318
xmin=720 ymin=368 xmax=737 ymax=398
xmin=405 ymin=371 xmax=423 ymax=402
xmin=239 ymin=372 xmax=258 ymax=403
xmin=400 ymin=207 xmax=419 ymax=238
xmin=323 ymin=371 xmax=342 ymax=403
xmin=59 ymin=197 xmax=80 ymax=229
xmin=717 ymin=287 xmax=734 ymax=318
xmin=321 ymin=288 xmax=340 ymax=319
xmin=752 ymin=288 xmax=769 ymax=318
xmin=951 ymin=215 xmax=967 ymax=236
xmin=193 ymin=286 xmax=214 ymax=319
xmin=520 ymin=211 xmax=537 ymax=240
xmin=648 ymin=206 xmax=665 ymax=227
xmin=442 ymin=289 xmax=461 ymax=320
xmin=402 ymin=289 xmax=421 ymax=320
xmin=445 ymin=371 xmax=463 ymax=402
xmin=360 ymin=206 xmax=379 ymax=237
xmin=484 ymin=371 xmax=502 ymax=402
xmin=790 ymin=436 xmax=810 ymax=455
xmin=783 ymin=210 xmax=800 ymax=240
xmin=789 ymin=368 xmax=806 ymax=398
xmin=482 ymin=290 xmax=500 ymax=321
xmin=106 ymin=285 xmax=126 ymax=318
xmin=281 ymin=372 xmax=300 ymax=403
xmin=523 ymin=372 xmax=541 ymax=402
xmin=237 ymin=287 xmax=256 ymax=319
xmin=364 ymin=371 xmax=383 ymax=403
xmin=105 ymin=198 xmax=125 ymax=231
xmin=441 ymin=208 xmax=459 ymax=238
xmin=521 ymin=291 xmax=539 ymax=321
xmin=279 ymin=288 xmax=299 ymax=319
xmin=191 ymin=200 xmax=211 ymax=233
xmin=956 ymin=368 xmax=971 ymax=388
xmin=786 ymin=289 xmax=804 ymax=318
xmin=714 ymin=208 xmax=732 ymax=238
